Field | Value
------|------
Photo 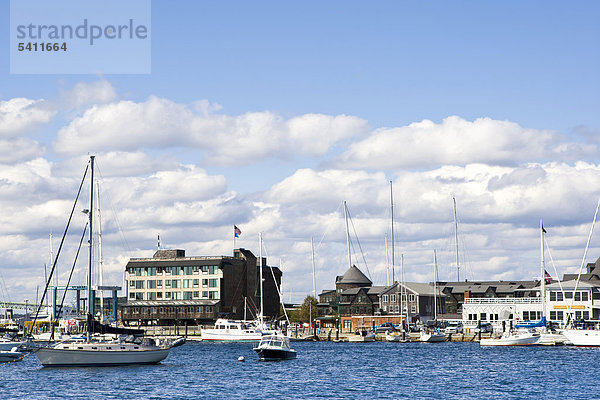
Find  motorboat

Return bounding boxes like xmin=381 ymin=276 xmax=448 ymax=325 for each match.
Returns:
xmin=480 ymin=329 xmax=540 ymax=346
xmin=0 ymin=335 xmax=25 ymax=351
xmin=201 ymin=319 xmax=264 ymax=342
xmin=0 ymin=347 xmax=24 ymax=362
xmin=420 ymin=329 xmax=446 ymax=343
xmin=253 ymin=334 xmax=296 ymax=361
xmin=385 ymin=330 xmax=409 ymax=342
xmin=348 ymin=330 xmax=375 ymax=342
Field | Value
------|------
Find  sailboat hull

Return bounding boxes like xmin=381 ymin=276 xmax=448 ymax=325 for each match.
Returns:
xmin=35 ymin=346 xmax=170 ymax=367
xmin=560 ymin=329 xmax=600 ymax=347
xmin=420 ymin=332 xmax=446 ymax=342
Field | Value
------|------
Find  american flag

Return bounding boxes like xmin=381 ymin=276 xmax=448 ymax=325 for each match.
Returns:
xmin=234 ymin=225 xmax=242 ymax=238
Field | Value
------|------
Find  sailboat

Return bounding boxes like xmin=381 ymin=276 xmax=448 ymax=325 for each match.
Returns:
xmin=561 ymin=199 xmax=600 ymax=346
xmin=420 ymin=250 xmax=446 ymax=343
xmin=35 ymin=156 xmax=174 ymax=367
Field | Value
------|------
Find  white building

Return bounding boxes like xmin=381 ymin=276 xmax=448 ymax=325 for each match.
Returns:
xmin=462 ymin=279 xmax=600 ymax=331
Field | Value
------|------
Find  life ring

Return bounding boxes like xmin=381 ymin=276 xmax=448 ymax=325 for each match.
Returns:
xmin=68 ymin=319 xmax=77 ymax=326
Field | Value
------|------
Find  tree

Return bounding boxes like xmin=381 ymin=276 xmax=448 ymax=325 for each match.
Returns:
xmin=299 ymin=295 xmax=317 ymax=323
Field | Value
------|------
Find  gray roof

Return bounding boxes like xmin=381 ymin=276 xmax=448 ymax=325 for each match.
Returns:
xmin=546 ymin=280 xmax=600 ymax=290
xmin=336 ymin=265 xmax=372 ymax=285
xmin=380 ymin=282 xmax=444 ymax=297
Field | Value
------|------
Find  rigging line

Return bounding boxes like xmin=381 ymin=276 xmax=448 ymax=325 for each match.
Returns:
xmin=346 ymin=205 xmax=371 ymax=280
xmin=544 ymin=234 xmax=568 ymax=304
xmin=94 ymin=162 xmax=132 ymax=253
xmin=28 ymin=161 xmax=89 ymax=336
xmin=260 ymin=238 xmax=290 ymax=324
xmin=315 ymin=201 xmax=344 ymax=252
xmin=55 ymin=223 xmax=88 ymax=332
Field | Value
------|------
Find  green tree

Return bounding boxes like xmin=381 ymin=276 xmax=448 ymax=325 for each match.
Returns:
xmin=299 ymin=295 xmax=317 ymax=323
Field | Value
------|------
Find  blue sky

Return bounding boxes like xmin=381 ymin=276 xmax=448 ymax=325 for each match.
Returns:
xmin=0 ymin=1 xmax=599 ymax=303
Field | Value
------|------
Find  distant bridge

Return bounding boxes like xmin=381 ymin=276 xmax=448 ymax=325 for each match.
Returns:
xmin=1 ymin=302 xmax=45 ymax=312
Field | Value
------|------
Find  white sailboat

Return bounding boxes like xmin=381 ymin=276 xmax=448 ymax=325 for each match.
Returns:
xmin=420 ymin=250 xmax=446 ymax=343
xmin=561 ymin=199 xmax=600 ymax=346
xmin=35 ymin=156 xmax=174 ymax=367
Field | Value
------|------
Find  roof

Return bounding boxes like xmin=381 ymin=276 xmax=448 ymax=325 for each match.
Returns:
xmin=562 ymin=273 xmax=600 ymax=282
xmin=545 ymin=280 xmax=600 ymax=290
xmin=379 ymin=282 xmax=445 ymax=297
xmin=336 ymin=265 xmax=372 ymax=285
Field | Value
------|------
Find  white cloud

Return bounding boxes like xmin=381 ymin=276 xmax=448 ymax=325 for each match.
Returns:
xmin=53 ymin=97 xmax=369 ymax=165
xmin=0 ymin=98 xmax=55 ymax=137
xmin=333 ymin=116 xmax=599 ymax=169
xmin=57 ymin=80 xmax=118 ymax=111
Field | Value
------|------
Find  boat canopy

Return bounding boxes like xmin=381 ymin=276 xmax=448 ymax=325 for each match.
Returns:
xmin=514 ymin=317 xmax=547 ymax=329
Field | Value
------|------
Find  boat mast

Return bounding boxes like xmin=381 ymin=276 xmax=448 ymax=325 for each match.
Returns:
xmin=385 ymin=234 xmax=390 ymax=286
xmin=311 ymin=236 xmax=317 ymax=333
xmin=433 ymin=249 xmax=438 ymax=321
xmin=87 ymin=155 xmax=94 ymax=342
xmin=540 ymin=219 xmax=546 ymax=322
xmin=453 ymin=197 xmax=460 ymax=282
xmin=259 ymin=232 xmax=264 ymax=327
xmin=344 ymin=201 xmax=352 ymax=269
xmin=390 ymin=181 xmax=395 ymax=283
xmin=97 ymin=180 xmax=104 ymax=322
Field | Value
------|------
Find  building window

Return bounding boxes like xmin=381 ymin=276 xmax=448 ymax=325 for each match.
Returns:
xmin=173 ymin=292 xmax=181 ymax=300
xmin=565 ymin=292 xmax=573 ymax=299
xmin=209 ymin=279 xmax=218 ymax=288
xmin=193 ymin=291 xmax=199 ymax=299
xmin=129 ymin=292 xmax=135 ymax=299
xmin=135 ymin=268 xmax=142 ymax=276
xmin=172 ymin=267 xmax=181 ymax=276
xmin=209 ymin=265 xmax=219 ymax=274
xmin=165 ymin=292 xmax=172 ymax=299
xmin=409 ymin=294 xmax=415 ymax=302
xmin=575 ymin=292 xmax=581 ymax=301
xmin=583 ymin=311 xmax=590 ymax=320
xmin=383 ymin=295 xmax=388 ymax=302
xmin=480 ymin=313 xmax=486 ymax=321
xmin=165 ymin=267 xmax=172 ymax=275
xmin=582 ymin=292 xmax=589 ymax=301
xmin=147 ymin=292 xmax=156 ymax=300
xmin=193 ymin=279 xmax=199 ymax=288
xmin=411 ymin=305 xmax=416 ymax=313
xmin=550 ymin=292 xmax=556 ymax=301
xmin=135 ymin=293 xmax=143 ymax=300
xmin=172 ymin=279 xmax=180 ymax=288
xmin=157 ymin=292 xmax=163 ymax=299
xmin=202 ymin=291 xmax=208 ymax=298
xmin=148 ymin=267 xmax=156 ymax=276
xmin=157 ymin=280 xmax=162 ymax=288
xmin=183 ymin=291 xmax=193 ymax=300
xmin=147 ymin=280 xmax=156 ymax=289
xmin=184 ymin=266 xmax=194 ymax=275
xmin=183 ymin=279 xmax=193 ymax=288
xmin=209 ymin=291 xmax=219 ymax=299
xmin=390 ymin=294 xmax=396 ymax=302
xmin=129 ymin=280 xmax=135 ymax=287
xmin=202 ymin=266 xmax=209 ymax=274
xmin=395 ymin=305 xmax=399 ymax=313
xmin=202 ymin=279 xmax=208 ymax=287
xmin=135 ymin=281 xmax=144 ymax=289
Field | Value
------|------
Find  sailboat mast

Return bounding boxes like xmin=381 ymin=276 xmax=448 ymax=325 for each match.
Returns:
xmin=433 ymin=249 xmax=438 ymax=321
xmin=259 ymin=232 xmax=264 ymax=327
xmin=97 ymin=181 xmax=104 ymax=322
xmin=453 ymin=197 xmax=460 ymax=282
xmin=87 ymin=155 xmax=95 ymax=342
xmin=344 ymin=201 xmax=352 ymax=269
xmin=385 ymin=234 xmax=390 ymax=286
xmin=390 ymin=181 xmax=395 ymax=283
xmin=311 ymin=237 xmax=317 ymax=334
xmin=540 ymin=219 xmax=546 ymax=321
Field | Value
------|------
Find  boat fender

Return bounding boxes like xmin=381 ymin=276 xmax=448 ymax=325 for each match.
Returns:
xmin=238 ymin=356 xmax=245 ymax=362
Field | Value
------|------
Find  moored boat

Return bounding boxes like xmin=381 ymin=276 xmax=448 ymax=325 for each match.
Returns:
xmin=0 ymin=347 xmax=24 ymax=362
xmin=200 ymin=319 xmax=264 ymax=342
xmin=560 ymin=329 xmax=600 ymax=347
xmin=480 ymin=329 xmax=540 ymax=346
xmin=253 ymin=334 xmax=296 ymax=361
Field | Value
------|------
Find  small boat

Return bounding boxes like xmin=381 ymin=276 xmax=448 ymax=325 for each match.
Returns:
xmin=0 ymin=347 xmax=24 ymax=362
xmin=385 ymin=330 xmax=409 ymax=342
xmin=200 ymin=319 xmax=264 ymax=342
xmin=480 ymin=329 xmax=540 ymax=346
xmin=420 ymin=329 xmax=446 ymax=343
xmin=0 ymin=336 xmax=25 ymax=351
xmin=253 ymin=334 xmax=297 ymax=361
xmin=560 ymin=329 xmax=600 ymax=347
xmin=348 ymin=330 xmax=375 ymax=342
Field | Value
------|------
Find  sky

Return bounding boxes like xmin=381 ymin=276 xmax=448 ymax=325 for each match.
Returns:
xmin=1 ymin=0 xmax=599 ymax=305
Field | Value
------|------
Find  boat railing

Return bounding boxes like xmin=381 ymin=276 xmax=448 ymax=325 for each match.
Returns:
xmin=464 ymin=297 xmax=542 ymax=305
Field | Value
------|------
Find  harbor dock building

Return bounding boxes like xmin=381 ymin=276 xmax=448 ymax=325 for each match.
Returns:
xmin=122 ymin=248 xmax=281 ymax=326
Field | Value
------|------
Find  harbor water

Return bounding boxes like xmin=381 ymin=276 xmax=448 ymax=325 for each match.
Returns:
xmin=1 ymin=341 xmax=599 ymax=399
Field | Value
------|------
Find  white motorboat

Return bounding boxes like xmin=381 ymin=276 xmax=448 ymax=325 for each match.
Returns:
xmin=348 ymin=330 xmax=375 ymax=342
xmin=420 ymin=330 xmax=446 ymax=342
xmin=0 ymin=337 xmax=25 ymax=351
xmin=0 ymin=347 xmax=24 ymax=362
xmin=201 ymin=319 xmax=264 ymax=342
xmin=385 ymin=330 xmax=409 ymax=342
xmin=253 ymin=334 xmax=297 ymax=361
xmin=538 ymin=330 xmax=569 ymax=346
xmin=480 ymin=329 xmax=540 ymax=346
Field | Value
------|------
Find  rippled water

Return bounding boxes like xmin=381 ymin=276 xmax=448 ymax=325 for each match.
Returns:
xmin=1 ymin=341 xmax=598 ymax=399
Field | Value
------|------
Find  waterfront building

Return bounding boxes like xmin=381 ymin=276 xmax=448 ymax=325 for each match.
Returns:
xmin=462 ymin=279 xmax=600 ymax=331
xmin=437 ymin=280 xmax=538 ymax=315
xmin=379 ymin=282 xmax=447 ymax=323
xmin=121 ymin=248 xmax=281 ymax=325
